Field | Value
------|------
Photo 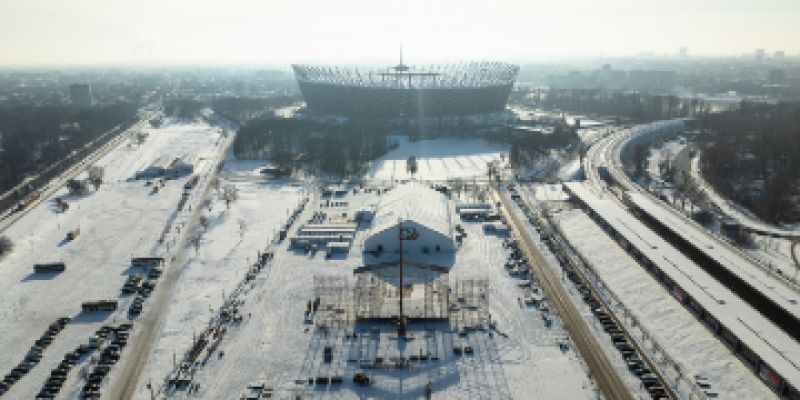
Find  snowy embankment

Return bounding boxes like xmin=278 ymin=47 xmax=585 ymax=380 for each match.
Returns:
xmin=554 ymin=209 xmax=776 ymax=400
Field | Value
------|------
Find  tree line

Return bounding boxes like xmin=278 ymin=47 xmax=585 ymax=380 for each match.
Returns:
xmin=0 ymin=102 xmax=137 ymax=195
xmin=512 ymin=89 xmax=710 ymax=122
xmin=232 ymin=117 xmax=391 ymax=178
xmin=693 ymin=101 xmax=800 ymax=224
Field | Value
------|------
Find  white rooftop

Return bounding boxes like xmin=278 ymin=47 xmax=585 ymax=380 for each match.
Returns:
xmin=369 ymin=182 xmax=453 ymax=240
xmin=565 ymin=181 xmax=800 ymax=388
xmin=627 ymin=192 xmax=800 ymax=317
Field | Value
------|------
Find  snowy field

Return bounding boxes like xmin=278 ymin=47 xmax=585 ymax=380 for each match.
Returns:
xmin=554 ymin=208 xmax=776 ymax=399
xmin=132 ymin=187 xmax=597 ymax=399
xmin=0 ymin=120 xmax=225 ymax=398
xmin=132 ymin=172 xmax=306 ymax=398
xmin=366 ymin=136 xmax=508 ymax=181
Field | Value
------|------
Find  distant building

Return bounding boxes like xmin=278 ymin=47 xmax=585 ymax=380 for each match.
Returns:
xmin=167 ymin=154 xmax=197 ymax=178
xmin=69 ymin=83 xmax=93 ymax=108
xmin=775 ymin=51 xmax=785 ymax=60
xmin=136 ymin=154 xmax=196 ymax=179
xmin=136 ymin=156 xmax=174 ymax=179
xmin=755 ymin=49 xmax=766 ymax=62
xmin=679 ymin=47 xmax=688 ymax=58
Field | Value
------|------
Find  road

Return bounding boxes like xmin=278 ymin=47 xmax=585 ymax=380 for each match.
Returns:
xmin=108 ymin=132 xmax=235 ymax=400
xmin=491 ymin=185 xmax=634 ymax=400
xmin=585 ymin=120 xmax=800 ymax=292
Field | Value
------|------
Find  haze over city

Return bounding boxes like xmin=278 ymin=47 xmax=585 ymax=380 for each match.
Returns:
xmin=1 ymin=0 xmax=800 ymax=66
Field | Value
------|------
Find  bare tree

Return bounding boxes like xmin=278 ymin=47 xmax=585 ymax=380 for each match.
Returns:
xmin=189 ymin=230 xmax=202 ymax=252
xmin=135 ymin=131 xmax=148 ymax=145
xmin=199 ymin=215 xmax=210 ymax=231
xmin=88 ymin=165 xmax=104 ymax=190
xmin=220 ymin=185 xmax=239 ymax=209
xmin=238 ymin=218 xmax=247 ymax=238
xmin=406 ymin=155 xmax=418 ymax=178
xmin=0 ymin=236 xmax=13 ymax=258
xmin=66 ymin=179 xmax=89 ymax=196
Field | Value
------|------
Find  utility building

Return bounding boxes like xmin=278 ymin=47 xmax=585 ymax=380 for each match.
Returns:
xmin=363 ymin=183 xmax=454 ymax=262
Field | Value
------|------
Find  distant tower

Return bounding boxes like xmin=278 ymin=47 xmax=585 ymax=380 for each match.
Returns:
xmin=679 ymin=47 xmax=688 ymax=58
xmin=775 ymin=50 xmax=785 ymax=60
xmin=755 ymin=49 xmax=766 ymax=62
xmin=69 ymin=83 xmax=93 ymax=108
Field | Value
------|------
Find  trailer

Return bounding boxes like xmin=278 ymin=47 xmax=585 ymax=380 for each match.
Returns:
xmin=82 ymin=300 xmax=118 ymax=312
xmin=33 ymin=262 xmax=66 ymax=273
xmin=131 ymin=257 xmax=164 ymax=268
xmin=66 ymin=227 xmax=80 ymax=241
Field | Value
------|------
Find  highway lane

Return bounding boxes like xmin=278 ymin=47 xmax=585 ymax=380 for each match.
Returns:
xmin=492 ymin=185 xmax=634 ymax=400
xmin=586 ymin=121 xmax=800 ymax=293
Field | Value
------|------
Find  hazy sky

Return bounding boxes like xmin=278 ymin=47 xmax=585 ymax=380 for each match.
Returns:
xmin=1 ymin=0 xmax=799 ymax=66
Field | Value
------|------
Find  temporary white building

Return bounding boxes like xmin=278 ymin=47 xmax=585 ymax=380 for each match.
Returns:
xmin=166 ymin=154 xmax=197 ymax=177
xmin=363 ymin=183 xmax=454 ymax=260
xmin=136 ymin=155 xmax=175 ymax=179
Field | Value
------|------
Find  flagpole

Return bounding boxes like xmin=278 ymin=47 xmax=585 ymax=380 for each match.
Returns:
xmin=398 ymin=218 xmax=406 ymax=337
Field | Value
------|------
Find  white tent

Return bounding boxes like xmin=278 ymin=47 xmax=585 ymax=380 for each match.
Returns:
xmin=364 ymin=183 xmax=454 ymax=261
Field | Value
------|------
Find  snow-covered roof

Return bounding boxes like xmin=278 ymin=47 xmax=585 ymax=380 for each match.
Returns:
xmin=369 ymin=182 xmax=452 ymax=239
xmin=150 ymin=155 xmax=175 ymax=169
xmin=564 ymin=181 xmax=800 ymax=387
xmin=174 ymin=153 xmax=198 ymax=167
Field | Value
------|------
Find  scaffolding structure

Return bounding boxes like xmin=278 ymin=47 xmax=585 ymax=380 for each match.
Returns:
xmin=450 ymin=278 xmax=490 ymax=331
xmin=313 ymin=275 xmax=355 ymax=329
xmin=353 ymin=269 xmax=449 ymax=320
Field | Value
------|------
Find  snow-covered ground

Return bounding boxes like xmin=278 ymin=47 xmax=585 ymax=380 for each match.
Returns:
xmin=554 ymin=208 xmax=776 ymax=399
xmin=132 ymin=187 xmax=596 ymax=399
xmin=0 ymin=120 xmax=225 ymax=398
xmin=132 ymin=173 xmax=306 ymax=398
xmin=366 ymin=136 xmax=508 ymax=181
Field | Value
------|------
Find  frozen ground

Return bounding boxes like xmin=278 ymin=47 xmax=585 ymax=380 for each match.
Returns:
xmin=0 ymin=120 xmax=225 ymax=398
xmin=554 ymin=208 xmax=776 ymax=399
xmin=137 ymin=187 xmax=596 ymax=399
xmin=366 ymin=136 xmax=508 ymax=181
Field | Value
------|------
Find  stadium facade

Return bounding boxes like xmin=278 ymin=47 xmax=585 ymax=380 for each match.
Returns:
xmin=292 ymin=60 xmax=518 ymax=120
